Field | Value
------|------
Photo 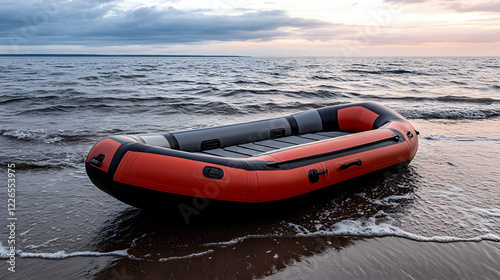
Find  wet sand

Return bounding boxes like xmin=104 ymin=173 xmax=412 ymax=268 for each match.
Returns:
xmin=3 ymin=237 xmax=499 ymax=279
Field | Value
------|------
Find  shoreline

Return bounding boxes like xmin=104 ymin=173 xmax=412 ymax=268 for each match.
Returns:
xmin=2 ymin=237 xmax=498 ymax=279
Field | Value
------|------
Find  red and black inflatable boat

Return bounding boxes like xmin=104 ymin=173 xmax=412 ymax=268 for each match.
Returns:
xmin=86 ymin=102 xmax=418 ymax=208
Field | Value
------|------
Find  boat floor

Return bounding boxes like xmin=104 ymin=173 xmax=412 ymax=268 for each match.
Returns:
xmin=194 ymin=131 xmax=351 ymax=158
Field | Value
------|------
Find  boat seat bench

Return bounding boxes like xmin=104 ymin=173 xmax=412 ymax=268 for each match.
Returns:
xmin=195 ymin=131 xmax=351 ymax=158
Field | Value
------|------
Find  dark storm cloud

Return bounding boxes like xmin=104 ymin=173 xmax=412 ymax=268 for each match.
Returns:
xmin=0 ymin=0 xmax=330 ymax=47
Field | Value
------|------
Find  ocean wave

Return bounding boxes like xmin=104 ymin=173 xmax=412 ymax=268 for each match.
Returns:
xmin=18 ymin=105 xmax=83 ymax=114
xmin=423 ymin=135 xmax=500 ymax=142
xmin=78 ymin=76 xmax=100 ymax=80
xmin=348 ymin=93 xmax=500 ymax=105
xmin=401 ymin=108 xmax=500 ymax=120
xmin=13 ymin=99 xmax=244 ymax=116
xmin=48 ymin=72 xmax=66 ymax=76
xmin=0 ymin=128 xmax=125 ymax=144
xmin=0 ymin=159 xmax=85 ymax=170
xmin=134 ymin=66 xmax=159 ymax=72
xmin=351 ymin=63 xmax=369 ymax=67
xmin=0 ymin=149 xmax=87 ymax=169
xmin=1 ymin=129 xmax=65 ymax=143
xmin=168 ymin=79 xmax=195 ymax=83
xmin=316 ymin=84 xmax=346 ymax=90
xmin=119 ymin=74 xmax=147 ymax=79
xmin=0 ymin=96 xmax=33 ymax=104
xmin=168 ymin=101 xmax=241 ymax=115
xmin=311 ymin=75 xmax=346 ymax=82
xmin=344 ymin=69 xmax=430 ymax=75
xmin=0 ymin=92 xmax=85 ymax=106
xmin=234 ymin=80 xmax=275 ymax=86
xmin=435 ymin=95 xmax=499 ymax=104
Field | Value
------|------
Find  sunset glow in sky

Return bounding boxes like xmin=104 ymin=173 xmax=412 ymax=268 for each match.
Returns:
xmin=1 ymin=0 xmax=499 ymax=56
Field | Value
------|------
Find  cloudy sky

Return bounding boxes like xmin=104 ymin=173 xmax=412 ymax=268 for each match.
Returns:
xmin=1 ymin=0 xmax=499 ymax=56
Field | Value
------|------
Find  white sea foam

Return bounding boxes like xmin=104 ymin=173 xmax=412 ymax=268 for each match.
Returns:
xmin=0 ymin=243 xmax=10 ymax=258
xmin=19 ymin=227 xmax=34 ymax=236
xmin=200 ymin=215 xmax=500 ymax=252
xmin=292 ymin=218 xmax=500 ymax=243
xmin=17 ymin=249 xmax=130 ymax=259
xmin=469 ymin=207 xmax=500 ymax=218
xmin=202 ymin=235 xmax=271 ymax=247
xmin=369 ymin=194 xmax=414 ymax=206
xmin=401 ymin=106 xmax=500 ymax=120
xmin=1 ymin=129 xmax=64 ymax=144
xmin=0 ymin=242 xmax=130 ymax=259
xmin=202 ymin=237 xmax=247 ymax=247
xmin=441 ymin=184 xmax=463 ymax=193
xmin=287 ymin=223 xmax=311 ymax=235
xmin=424 ymin=135 xmax=500 ymax=142
xmin=158 ymin=249 xmax=214 ymax=262
xmin=25 ymin=237 xmax=60 ymax=249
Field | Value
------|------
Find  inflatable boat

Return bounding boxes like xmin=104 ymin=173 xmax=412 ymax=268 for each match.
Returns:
xmin=86 ymin=102 xmax=418 ymax=209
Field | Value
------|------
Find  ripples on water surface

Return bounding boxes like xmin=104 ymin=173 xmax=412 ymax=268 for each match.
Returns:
xmin=0 ymin=56 xmax=499 ymax=279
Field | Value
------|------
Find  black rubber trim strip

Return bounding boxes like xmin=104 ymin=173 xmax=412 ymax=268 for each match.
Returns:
xmin=266 ymin=134 xmax=402 ymax=169
xmin=105 ymin=130 xmax=405 ymax=174
xmin=316 ymin=102 xmax=408 ymax=131
xmin=362 ymin=102 xmax=408 ymax=129
xmin=163 ymin=133 xmax=179 ymax=150
xmin=285 ymin=115 xmax=299 ymax=135
xmin=317 ymin=107 xmax=340 ymax=132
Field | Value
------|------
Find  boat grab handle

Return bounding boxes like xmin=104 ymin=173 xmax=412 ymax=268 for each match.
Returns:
xmin=340 ymin=159 xmax=362 ymax=171
xmin=308 ymin=169 xmax=328 ymax=183
xmin=89 ymin=154 xmax=105 ymax=167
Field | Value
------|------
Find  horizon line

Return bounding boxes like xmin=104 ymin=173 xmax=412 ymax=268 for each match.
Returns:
xmin=0 ymin=54 xmax=498 ymax=58
xmin=0 ymin=54 xmax=250 ymax=57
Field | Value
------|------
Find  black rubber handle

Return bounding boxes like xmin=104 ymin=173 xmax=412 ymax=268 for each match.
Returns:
xmin=89 ymin=154 xmax=105 ymax=167
xmin=203 ymin=166 xmax=224 ymax=180
xmin=308 ymin=169 xmax=328 ymax=183
xmin=340 ymin=159 xmax=362 ymax=171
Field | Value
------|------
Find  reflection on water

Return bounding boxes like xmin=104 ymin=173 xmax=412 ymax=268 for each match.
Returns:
xmin=93 ymin=167 xmax=419 ymax=279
